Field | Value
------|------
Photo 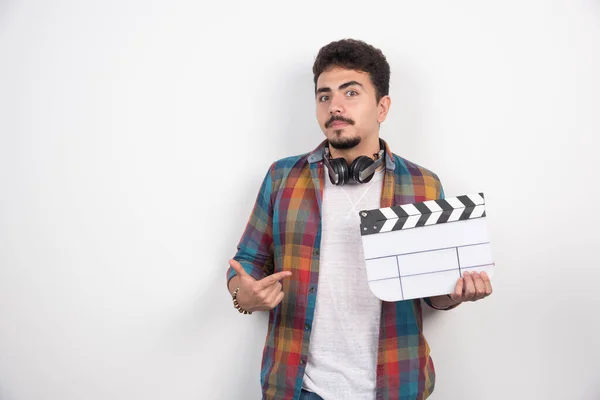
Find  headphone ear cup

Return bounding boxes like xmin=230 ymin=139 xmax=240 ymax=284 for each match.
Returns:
xmin=350 ymin=156 xmax=375 ymax=184
xmin=328 ymin=157 xmax=349 ymax=185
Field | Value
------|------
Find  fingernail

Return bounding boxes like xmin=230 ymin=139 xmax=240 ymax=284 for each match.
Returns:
xmin=481 ymin=272 xmax=488 ymax=278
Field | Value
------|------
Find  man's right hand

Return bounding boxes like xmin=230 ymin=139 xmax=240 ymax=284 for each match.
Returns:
xmin=228 ymin=259 xmax=292 ymax=313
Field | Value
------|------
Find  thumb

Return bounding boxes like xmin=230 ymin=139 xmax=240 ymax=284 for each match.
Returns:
xmin=229 ymin=259 xmax=248 ymax=278
xmin=451 ymin=276 xmax=464 ymax=301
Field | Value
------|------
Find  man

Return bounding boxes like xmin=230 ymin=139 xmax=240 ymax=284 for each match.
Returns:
xmin=226 ymin=39 xmax=492 ymax=400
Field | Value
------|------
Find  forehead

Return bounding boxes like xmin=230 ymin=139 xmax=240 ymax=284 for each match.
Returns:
xmin=316 ymin=67 xmax=373 ymax=90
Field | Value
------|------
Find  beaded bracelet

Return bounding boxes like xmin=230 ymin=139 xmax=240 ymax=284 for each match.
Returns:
xmin=232 ymin=287 xmax=252 ymax=315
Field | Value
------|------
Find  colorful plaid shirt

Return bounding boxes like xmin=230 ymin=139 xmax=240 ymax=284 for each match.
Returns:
xmin=227 ymin=139 xmax=448 ymax=400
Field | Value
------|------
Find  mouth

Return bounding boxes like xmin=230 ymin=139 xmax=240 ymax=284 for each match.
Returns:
xmin=328 ymin=121 xmax=349 ymax=128
xmin=325 ymin=116 xmax=354 ymax=129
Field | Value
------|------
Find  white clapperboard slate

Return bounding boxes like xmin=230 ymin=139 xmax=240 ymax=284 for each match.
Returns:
xmin=359 ymin=193 xmax=494 ymax=302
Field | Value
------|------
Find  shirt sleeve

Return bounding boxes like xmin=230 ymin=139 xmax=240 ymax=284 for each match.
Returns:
xmin=226 ymin=163 xmax=276 ymax=285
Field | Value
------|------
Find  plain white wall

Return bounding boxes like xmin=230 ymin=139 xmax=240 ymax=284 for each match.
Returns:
xmin=1 ymin=1 xmax=599 ymax=399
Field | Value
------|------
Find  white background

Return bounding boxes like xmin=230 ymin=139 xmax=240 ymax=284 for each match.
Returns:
xmin=1 ymin=1 xmax=599 ymax=399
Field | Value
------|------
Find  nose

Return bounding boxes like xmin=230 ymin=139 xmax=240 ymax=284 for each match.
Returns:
xmin=328 ymin=94 xmax=344 ymax=115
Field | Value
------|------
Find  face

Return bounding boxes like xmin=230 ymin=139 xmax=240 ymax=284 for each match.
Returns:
xmin=315 ymin=67 xmax=390 ymax=150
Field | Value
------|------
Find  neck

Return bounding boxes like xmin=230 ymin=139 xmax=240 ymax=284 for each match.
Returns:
xmin=329 ymin=135 xmax=382 ymax=166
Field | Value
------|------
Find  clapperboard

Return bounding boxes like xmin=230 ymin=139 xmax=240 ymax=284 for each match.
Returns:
xmin=359 ymin=193 xmax=494 ymax=302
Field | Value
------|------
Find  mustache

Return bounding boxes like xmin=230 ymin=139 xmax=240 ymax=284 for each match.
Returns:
xmin=325 ymin=115 xmax=355 ymax=129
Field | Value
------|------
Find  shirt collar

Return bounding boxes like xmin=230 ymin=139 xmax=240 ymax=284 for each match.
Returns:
xmin=307 ymin=138 xmax=396 ymax=171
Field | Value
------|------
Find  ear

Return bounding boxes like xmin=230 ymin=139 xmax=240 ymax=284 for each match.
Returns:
xmin=377 ymin=95 xmax=392 ymax=124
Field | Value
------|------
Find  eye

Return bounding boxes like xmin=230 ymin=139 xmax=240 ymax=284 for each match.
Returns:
xmin=319 ymin=95 xmax=330 ymax=102
xmin=346 ymin=90 xmax=358 ymax=97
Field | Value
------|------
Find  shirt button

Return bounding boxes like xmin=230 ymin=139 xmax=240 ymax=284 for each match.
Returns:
xmin=312 ymin=248 xmax=320 ymax=256
xmin=300 ymin=359 xmax=305 ymax=365
xmin=309 ymin=287 xmax=316 ymax=293
xmin=304 ymin=323 xmax=310 ymax=331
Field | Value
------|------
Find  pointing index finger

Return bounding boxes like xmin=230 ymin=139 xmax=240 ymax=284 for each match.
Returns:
xmin=259 ymin=271 xmax=292 ymax=288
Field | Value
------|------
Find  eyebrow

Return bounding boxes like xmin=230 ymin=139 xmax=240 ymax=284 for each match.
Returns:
xmin=316 ymin=80 xmax=364 ymax=94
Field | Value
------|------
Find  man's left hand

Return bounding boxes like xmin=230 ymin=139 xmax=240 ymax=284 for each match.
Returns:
xmin=449 ymin=271 xmax=493 ymax=303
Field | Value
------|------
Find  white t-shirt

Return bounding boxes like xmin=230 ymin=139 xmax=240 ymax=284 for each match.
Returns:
xmin=302 ymin=166 xmax=384 ymax=400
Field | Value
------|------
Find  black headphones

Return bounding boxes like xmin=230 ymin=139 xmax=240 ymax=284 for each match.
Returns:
xmin=322 ymin=139 xmax=386 ymax=186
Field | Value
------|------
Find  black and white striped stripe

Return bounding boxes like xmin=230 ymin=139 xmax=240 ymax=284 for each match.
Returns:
xmin=360 ymin=193 xmax=486 ymax=236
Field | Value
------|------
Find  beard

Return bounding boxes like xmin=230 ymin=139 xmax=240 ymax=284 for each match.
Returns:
xmin=328 ymin=132 xmax=361 ymax=150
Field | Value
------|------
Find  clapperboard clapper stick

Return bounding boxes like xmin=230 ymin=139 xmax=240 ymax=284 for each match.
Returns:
xmin=359 ymin=193 xmax=494 ymax=302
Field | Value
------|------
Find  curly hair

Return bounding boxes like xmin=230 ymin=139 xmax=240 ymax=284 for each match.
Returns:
xmin=312 ymin=39 xmax=390 ymax=103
